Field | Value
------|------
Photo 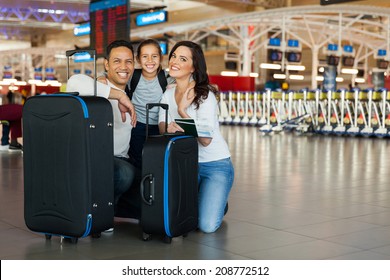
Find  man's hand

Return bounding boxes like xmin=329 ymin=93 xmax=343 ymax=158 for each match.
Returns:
xmin=118 ymin=94 xmax=137 ymax=127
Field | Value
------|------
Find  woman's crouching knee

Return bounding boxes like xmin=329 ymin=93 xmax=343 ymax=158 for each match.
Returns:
xmin=198 ymin=219 xmax=222 ymax=234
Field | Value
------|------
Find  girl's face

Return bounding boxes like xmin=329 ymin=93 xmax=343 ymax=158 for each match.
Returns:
xmin=138 ymin=44 xmax=161 ymax=75
xmin=168 ymin=46 xmax=194 ymax=81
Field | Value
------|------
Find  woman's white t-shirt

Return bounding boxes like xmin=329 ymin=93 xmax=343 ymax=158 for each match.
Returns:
xmin=158 ymin=86 xmax=230 ymax=163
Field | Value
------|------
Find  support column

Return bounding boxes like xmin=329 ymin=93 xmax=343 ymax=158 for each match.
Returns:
xmin=311 ymin=46 xmax=319 ymax=89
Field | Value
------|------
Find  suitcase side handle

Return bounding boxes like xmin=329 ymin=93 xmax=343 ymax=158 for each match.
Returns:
xmin=145 ymin=103 xmax=169 ymax=139
xmin=140 ymin=174 xmax=154 ymax=206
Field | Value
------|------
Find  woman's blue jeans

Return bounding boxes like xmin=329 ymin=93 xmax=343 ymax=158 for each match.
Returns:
xmin=198 ymin=157 xmax=234 ymax=233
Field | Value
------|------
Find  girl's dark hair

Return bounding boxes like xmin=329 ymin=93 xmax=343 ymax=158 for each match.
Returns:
xmin=168 ymin=40 xmax=217 ymax=109
xmin=105 ymin=39 xmax=134 ymax=59
xmin=136 ymin=38 xmax=163 ymax=72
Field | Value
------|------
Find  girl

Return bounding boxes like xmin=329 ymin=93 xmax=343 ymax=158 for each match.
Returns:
xmin=128 ymin=39 xmax=168 ymax=169
xmin=158 ymin=41 xmax=234 ymax=233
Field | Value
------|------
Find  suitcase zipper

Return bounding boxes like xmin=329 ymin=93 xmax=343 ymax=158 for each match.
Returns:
xmin=163 ymin=135 xmax=192 ymax=237
xmin=81 ymin=214 xmax=93 ymax=237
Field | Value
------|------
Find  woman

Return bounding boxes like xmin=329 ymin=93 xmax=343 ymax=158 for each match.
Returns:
xmin=158 ymin=41 xmax=234 ymax=233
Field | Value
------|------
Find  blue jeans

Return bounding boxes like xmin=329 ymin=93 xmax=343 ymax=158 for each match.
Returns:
xmin=114 ymin=157 xmax=135 ymax=205
xmin=198 ymin=157 xmax=234 ymax=233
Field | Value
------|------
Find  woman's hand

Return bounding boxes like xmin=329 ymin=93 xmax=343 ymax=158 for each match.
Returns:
xmin=178 ymin=80 xmax=196 ymax=118
xmin=167 ymin=121 xmax=184 ymax=133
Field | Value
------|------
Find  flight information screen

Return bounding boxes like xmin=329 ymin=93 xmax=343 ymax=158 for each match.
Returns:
xmin=89 ymin=0 xmax=129 ymax=58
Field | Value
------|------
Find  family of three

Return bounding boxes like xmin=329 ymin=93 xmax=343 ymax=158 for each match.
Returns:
xmin=67 ymin=39 xmax=234 ymax=234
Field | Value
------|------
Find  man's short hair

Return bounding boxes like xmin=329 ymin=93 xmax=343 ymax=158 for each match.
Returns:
xmin=105 ymin=40 xmax=134 ymax=60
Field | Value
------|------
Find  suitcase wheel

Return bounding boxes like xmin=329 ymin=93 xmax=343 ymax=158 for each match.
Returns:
xmin=91 ymin=233 xmax=101 ymax=238
xmin=45 ymin=234 xmax=52 ymax=240
xmin=142 ymin=232 xmax=152 ymax=241
xmin=163 ymin=235 xmax=172 ymax=244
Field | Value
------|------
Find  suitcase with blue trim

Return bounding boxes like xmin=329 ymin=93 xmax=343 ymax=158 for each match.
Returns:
xmin=140 ymin=103 xmax=198 ymax=243
xmin=23 ymin=49 xmax=114 ymax=243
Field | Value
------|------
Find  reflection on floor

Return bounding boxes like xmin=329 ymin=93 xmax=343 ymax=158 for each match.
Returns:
xmin=1 ymin=125 xmax=390 ymax=260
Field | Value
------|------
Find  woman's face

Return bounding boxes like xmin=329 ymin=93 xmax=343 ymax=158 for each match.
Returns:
xmin=168 ymin=46 xmax=194 ymax=81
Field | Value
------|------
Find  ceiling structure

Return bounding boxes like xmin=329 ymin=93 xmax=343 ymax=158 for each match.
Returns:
xmin=130 ymin=4 xmax=390 ymax=88
xmin=0 ymin=0 xmax=285 ymax=41
xmin=1 ymin=0 xmax=390 ymax=88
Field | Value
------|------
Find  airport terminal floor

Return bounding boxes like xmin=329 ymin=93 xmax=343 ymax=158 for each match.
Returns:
xmin=1 ymin=124 xmax=390 ymax=260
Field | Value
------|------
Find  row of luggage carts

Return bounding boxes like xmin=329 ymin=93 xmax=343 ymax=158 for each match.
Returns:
xmin=218 ymin=87 xmax=390 ymax=137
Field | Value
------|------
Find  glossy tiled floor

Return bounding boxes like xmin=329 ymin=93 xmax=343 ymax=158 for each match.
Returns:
xmin=1 ymin=125 xmax=390 ymax=260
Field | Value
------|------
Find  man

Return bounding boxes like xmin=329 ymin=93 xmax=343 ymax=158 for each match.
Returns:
xmin=103 ymin=40 xmax=137 ymax=212
xmin=67 ymin=40 xmax=137 ymax=222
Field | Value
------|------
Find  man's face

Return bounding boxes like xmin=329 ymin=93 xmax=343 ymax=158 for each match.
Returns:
xmin=104 ymin=46 xmax=134 ymax=90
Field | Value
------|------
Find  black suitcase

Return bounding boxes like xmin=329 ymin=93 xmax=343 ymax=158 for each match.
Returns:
xmin=140 ymin=103 xmax=198 ymax=243
xmin=23 ymin=50 xmax=114 ymax=243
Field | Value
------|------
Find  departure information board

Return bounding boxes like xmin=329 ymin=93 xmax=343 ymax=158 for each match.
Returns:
xmin=89 ymin=0 xmax=129 ymax=58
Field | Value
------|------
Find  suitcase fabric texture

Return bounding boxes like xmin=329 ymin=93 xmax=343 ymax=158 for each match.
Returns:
xmin=23 ymin=50 xmax=114 ymax=243
xmin=140 ymin=103 xmax=198 ymax=243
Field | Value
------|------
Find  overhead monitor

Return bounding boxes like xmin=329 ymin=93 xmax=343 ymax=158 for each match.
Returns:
xmin=327 ymin=55 xmax=340 ymax=66
xmin=269 ymin=50 xmax=282 ymax=62
xmin=286 ymin=52 xmax=301 ymax=63
xmin=89 ymin=0 xmax=129 ymax=58
xmin=342 ymin=56 xmax=355 ymax=67
xmin=377 ymin=59 xmax=389 ymax=70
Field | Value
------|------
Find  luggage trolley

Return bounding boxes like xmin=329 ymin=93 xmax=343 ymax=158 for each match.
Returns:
xmin=240 ymin=92 xmax=252 ymax=125
xmin=359 ymin=89 xmax=375 ymax=137
xmin=318 ymin=89 xmax=334 ymax=134
xmin=385 ymin=89 xmax=390 ymax=135
xmin=218 ymin=91 xmax=229 ymax=124
xmin=295 ymin=89 xmax=315 ymax=134
xmin=232 ymin=91 xmax=244 ymax=125
xmin=249 ymin=91 xmax=262 ymax=126
xmin=224 ymin=91 xmax=235 ymax=124
xmin=373 ymin=88 xmax=388 ymax=137
xmin=284 ymin=90 xmax=305 ymax=132
xmin=258 ymin=90 xmax=268 ymax=126
xmin=333 ymin=89 xmax=348 ymax=135
xmin=305 ymin=89 xmax=318 ymax=125
xmin=346 ymin=88 xmax=364 ymax=136
xmin=259 ymin=89 xmax=286 ymax=134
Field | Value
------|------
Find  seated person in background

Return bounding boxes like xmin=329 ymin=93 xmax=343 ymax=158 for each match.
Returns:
xmin=1 ymin=120 xmax=10 ymax=149
xmin=158 ymin=41 xmax=234 ymax=233
xmin=0 ymin=104 xmax=23 ymax=151
xmin=67 ymin=39 xmax=137 ymax=212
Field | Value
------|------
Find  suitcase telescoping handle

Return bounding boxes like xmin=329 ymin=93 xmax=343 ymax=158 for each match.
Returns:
xmin=65 ymin=49 xmax=97 ymax=96
xmin=145 ymin=103 xmax=169 ymax=139
xmin=140 ymin=173 xmax=154 ymax=206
